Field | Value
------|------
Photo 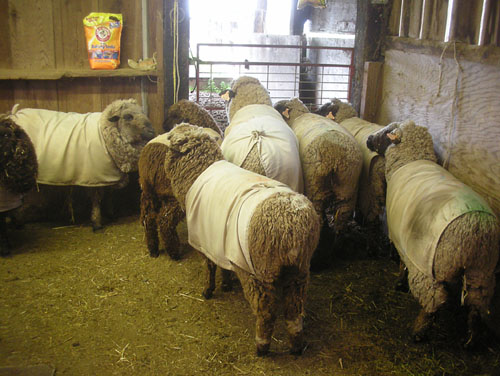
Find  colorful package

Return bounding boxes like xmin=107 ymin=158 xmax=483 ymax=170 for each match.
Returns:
xmin=83 ymin=13 xmax=123 ymax=70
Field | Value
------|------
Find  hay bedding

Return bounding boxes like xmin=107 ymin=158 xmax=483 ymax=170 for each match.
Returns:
xmin=0 ymin=216 xmax=499 ymax=375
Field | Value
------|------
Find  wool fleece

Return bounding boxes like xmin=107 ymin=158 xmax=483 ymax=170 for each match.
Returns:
xmin=221 ymin=104 xmax=303 ymax=193
xmin=387 ymin=160 xmax=496 ymax=277
xmin=11 ymin=108 xmax=123 ymax=187
xmin=185 ymin=160 xmax=293 ymax=275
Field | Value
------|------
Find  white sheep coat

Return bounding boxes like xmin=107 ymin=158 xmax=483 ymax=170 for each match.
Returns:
xmin=0 ymin=187 xmax=23 ymax=212
xmin=291 ymin=113 xmax=356 ymax=150
xmin=340 ymin=117 xmax=382 ymax=181
xmin=186 ymin=160 xmax=293 ymax=275
xmin=221 ymin=104 xmax=303 ymax=193
xmin=11 ymin=109 xmax=123 ymax=187
xmin=387 ymin=160 xmax=496 ymax=278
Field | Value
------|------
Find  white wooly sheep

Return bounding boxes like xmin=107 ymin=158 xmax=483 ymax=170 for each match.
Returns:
xmin=315 ymin=99 xmax=386 ymax=226
xmin=274 ymin=98 xmax=363 ymax=269
xmin=10 ymin=99 xmax=155 ymax=230
xmin=163 ymin=123 xmax=320 ymax=356
xmin=366 ymin=120 xmax=499 ymax=348
xmin=220 ymin=76 xmax=303 ymax=193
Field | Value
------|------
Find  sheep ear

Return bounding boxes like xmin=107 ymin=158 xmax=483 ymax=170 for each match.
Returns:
xmin=387 ymin=129 xmax=402 ymax=144
xmin=220 ymin=89 xmax=235 ymax=102
xmin=326 ymin=111 xmax=335 ymax=120
xmin=127 ymin=98 xmax=139 ymax=105
xmin=108 ymin=115 xmax=120 ymax=123
xmin=281 ymin=108 xmax=290 ymax=119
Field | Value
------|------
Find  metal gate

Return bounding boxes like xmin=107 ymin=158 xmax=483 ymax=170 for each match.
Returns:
xmin=189 ymin=43 xmax=354 ymax=128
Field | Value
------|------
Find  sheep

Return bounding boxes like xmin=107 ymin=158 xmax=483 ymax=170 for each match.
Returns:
xmin=139 ymin=101 xmax=221 ymax=259
xmin=0 ymin=111 xmax=38 ymax=256
xmin=9 ymin=99 xmax=155 ymax=231
xmin=274 ymin=98 xmax=363 ymax=270
xmin=163 ymin=123 xmax=320 ymax=356
xmin=220 ymin=76 xmax=303 ymax=193
xmin=367 ymin=120 xmax=499 ymax=348
xmin=315 ymin=99 xmax=386 ymax=227
xmin=162 ymin=99 xmax=223 ymax=137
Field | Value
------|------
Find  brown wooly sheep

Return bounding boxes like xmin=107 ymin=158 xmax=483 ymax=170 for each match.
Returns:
xmin=274 ymin=98 xmax=362 ymax=270
xmin=367 ymin=120 xmax=499 ymax=348
xmin=0 ymin=112 xmax=38 ymax=256
xmin=162 ymin=99 xmax=223 ymax=136
xmin=220 ymin=76 xmax=303 ymax=193
xmin=139 ymin=101 xmax=222 ymax=259
xmin=163 ymin=123 xmax=320 ymax=356
xmin=10 ymin=99 xmax=155 ymax=231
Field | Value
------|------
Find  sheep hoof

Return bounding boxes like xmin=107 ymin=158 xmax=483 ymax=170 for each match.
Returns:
xmin=256 ymin=343 xmax=270 ymax=357
xmin=202 ymin=288 xmax=213 ymax=300
xmin=149 ymin=250 xmax=160 ymax=258
xmin=166 ymin=249 xmax=181 ymax=261
xmin=92 ymin=224 xmax=104 ymax=232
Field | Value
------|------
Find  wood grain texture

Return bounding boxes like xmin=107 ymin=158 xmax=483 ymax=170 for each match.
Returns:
xmin=455 ymin=0 xmax=483 ymax=44
xmin=389 ymin=0 xmax=403 ymax=36
xmin=360 ymin=61 xmax=384 ymax=122
xmin=7 ymin=0 xmax=56 ymax=69
xmin=377 ymin=48 xmax=500 ymax=217
xmin=427 ymin=0 xmax=448 ymax=42
xmin=408 ymin=0 xmax=423 ymax=39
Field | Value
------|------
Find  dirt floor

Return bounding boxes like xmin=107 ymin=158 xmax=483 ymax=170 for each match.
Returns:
xmin=1 ymin=215 xmax=500 ymax=376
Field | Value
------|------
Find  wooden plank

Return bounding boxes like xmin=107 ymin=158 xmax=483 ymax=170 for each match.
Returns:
xmin=0 ymin=81 xmax=14 ymax=113
xmin=455 ymin=0 xmax=483 ymax=44
xmin=7 ymin=0 xmax=56 ymax=69
xmin=420 ymin=0 xmax=434 ymax=39
xmin=360 ymin=61 xmax=384 ymax=122
xmin=11 ymin=81 xmax=59 ymax=110
xmin=377 ymin=48 xmax=500 ymax=217
xmin=0 ymin=68 xmax=159 ymax=80
xmin=427 ymin=0 xmax=449 ymax=41
xmin=409 ymin=0 xmax=424 ymax=39
xmin=389 ymin=0 xmax=403 ymax=36
xmin=53 ymin=0 xmax=99 ymax=69
xmin=56 ymin=78 xmax=103 ymax=113
xmin=400 ymin=0 xmax=411 ymax=37
xmin=0 ymin=0 xmax=12 ymax=69
xmin=386 ymin=36 xmax=500 ymax=66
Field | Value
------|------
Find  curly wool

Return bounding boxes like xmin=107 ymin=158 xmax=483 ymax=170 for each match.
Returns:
xmin=374 ymin=120 xmax=499 ymax=340
xmin=100 ymin=98 xmax=155 ymax=174
xmin=163 ymin=99 xmax=223 ymax=136
xmin=163 ymin=123 xmax=320 ymax=354
xmin=227 ymin=76 xmax=272 ymax=121
xmin=0 ymin=115 xmax=37 ymax=194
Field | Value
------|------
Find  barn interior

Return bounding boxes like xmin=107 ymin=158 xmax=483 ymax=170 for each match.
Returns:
xmin=1 ymin=0 xmax=499 ymax=375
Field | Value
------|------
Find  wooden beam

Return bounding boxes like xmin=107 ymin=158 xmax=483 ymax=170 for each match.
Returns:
xmin=360 ymin=61 xmax=384 ymax=122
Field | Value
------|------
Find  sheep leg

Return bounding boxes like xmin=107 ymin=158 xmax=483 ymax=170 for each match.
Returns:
xmin=238 ymin=272 xmax=277 ymax=356
xmin=395 ymin=261 xmax=409 ymax=292
xmin=202 ymin=258 xmax=217 ymax=299
xmin=221 ymin=269 xmax=233 ymax=292
xmin=283 ymin=273 xmax=308 ymax=355
xmin=0 ymin=214 xmax=11 ymax=257
xmin=412 ymin=309 xmax=435 ymax=342
xmin=89 ymin=188 xmax=105 ymax=232
xmin=158 ymin=200 xmax=183 ymax=260
xmin=140 ymin=190 xmax=160 ymax=257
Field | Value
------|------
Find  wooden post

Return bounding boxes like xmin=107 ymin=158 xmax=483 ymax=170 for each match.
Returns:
xmin=163 ymin=0 xmax=190 ymax=115
xmin=360 ymin=61 xmax=384 ymax=122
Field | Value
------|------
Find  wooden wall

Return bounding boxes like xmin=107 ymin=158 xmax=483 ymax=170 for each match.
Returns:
xmin=374 ymin=0 xmax=500 ymax=218
xmin=0 ymin=0 xmax=165 ymax=134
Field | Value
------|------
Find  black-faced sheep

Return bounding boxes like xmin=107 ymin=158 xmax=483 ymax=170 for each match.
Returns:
xmin=9 ymin=99 xmax=155 ymax=231
xmin=274 ymin=98 xmax=362 ymax=269
xmin=163 ymin=123 xmax=320 ymax=356
xmin=367 ymin=120 xmax=499 ymax=348
xmin=220 ymin=76 xmax=303 ymax=193
xmin=0 ymin=112 xmax=38 ymax=256
xmin=139 ymin=101 xmax=221 ymax=259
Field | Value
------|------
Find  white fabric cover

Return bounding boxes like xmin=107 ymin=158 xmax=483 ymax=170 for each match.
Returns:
xmin=11 ymin=108 xmax=123 ymax=187
xmin=0 ymin=187 xmax=23 ymax=212
xmin=387 ymin=160 xmax=496 ymax=277
xmin=340 ymin=117 xmax=382 ymax=181
xmin=291 ymin=113 xmax=354 ymax=147
xmin=221 ymin=104 xmax=303 ymax=193
xmin=185 ymin=160 xmax=293 ymax=275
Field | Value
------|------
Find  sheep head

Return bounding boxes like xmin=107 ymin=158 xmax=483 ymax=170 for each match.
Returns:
xmin=274 ymin=98 xmax=309 ymax=124
xmin=315 ymin=99 xmax=357 ymax=123
xmin=164 ymin=123 xmax=224 ymax=207
xmin=163 ymin=99 xmax=222 ymax=137
xmin=220 ymin=76 xmax=272 ymax=121
xmin=366 ymin=122 xmax=400 ymax=156
xmin=100 ymin=98 xmax=156 ymax=173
